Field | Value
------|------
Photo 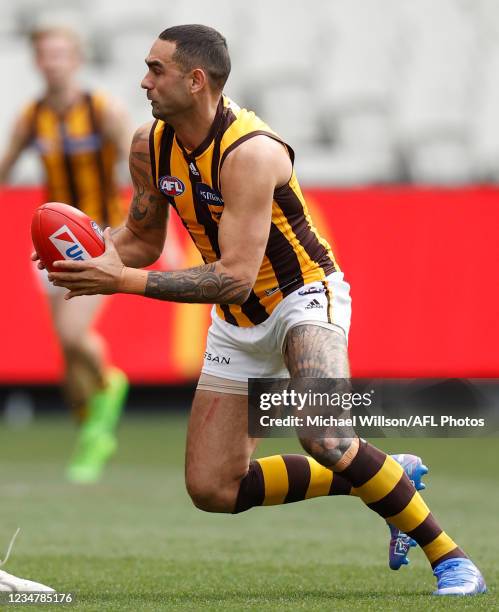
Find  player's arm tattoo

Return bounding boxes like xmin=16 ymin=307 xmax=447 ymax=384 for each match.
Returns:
xmin=284 ymin=324 xmax=355 ymax=467
xmin=128 ymin=128 xmax=168 ymax=231
xmin=145 ymin=263 xmax=251 ymax=305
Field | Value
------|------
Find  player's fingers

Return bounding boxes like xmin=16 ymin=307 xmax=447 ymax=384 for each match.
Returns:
xmin=30 ymin=251 xmax=40 ymax=261
xmin=53 ymin=281 xmax=92 ymax=292
xmin=64 ymin=289 xmax=93 ymax=300
xmin=52 ymin=259 xmax=89 ymax=271
xmin=48 ymin=272 xmax=82 ymax=282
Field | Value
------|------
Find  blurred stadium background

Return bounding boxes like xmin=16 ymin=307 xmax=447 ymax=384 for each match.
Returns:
xmin=4 ymin=0 xmax=499 ymax=185
xmin=0 ymin=1 xmax=498 ymax=608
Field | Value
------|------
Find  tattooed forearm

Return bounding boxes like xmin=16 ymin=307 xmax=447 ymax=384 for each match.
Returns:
xmin=144 ymin=263 xmax=251 ymax=304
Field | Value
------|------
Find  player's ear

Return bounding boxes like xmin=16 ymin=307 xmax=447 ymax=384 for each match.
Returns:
xmin=190 ymin=68 xmax=207 ymax=94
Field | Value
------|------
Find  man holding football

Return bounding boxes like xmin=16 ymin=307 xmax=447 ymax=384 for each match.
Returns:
xmin=43 ymin=25 xmax=486 ymax=596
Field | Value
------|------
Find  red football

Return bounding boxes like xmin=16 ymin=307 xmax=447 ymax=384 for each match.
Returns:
xmin=31 ymin=202 xmax=104 ymax=272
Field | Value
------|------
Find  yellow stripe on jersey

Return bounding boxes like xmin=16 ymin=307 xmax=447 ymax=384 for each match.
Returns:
xmin=151 ymin=95 xmax=338 ymax=327
xmin=25 ymin=92 xmax=124 ymax=227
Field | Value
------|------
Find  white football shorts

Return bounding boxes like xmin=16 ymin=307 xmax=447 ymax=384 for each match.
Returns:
xmin=199 ymin=271 xmax=351 ymax=387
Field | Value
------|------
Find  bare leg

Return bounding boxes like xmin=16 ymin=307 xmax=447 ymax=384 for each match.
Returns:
xmin=284 ymin=323 xmax=467 ymax=570
xmin=185 ymin=389 xmax=259 ymax=512
xmin=48 ymin=291 xmax=108 ymax=419
xmin=284 ymin=324 xmax=354 ymax=466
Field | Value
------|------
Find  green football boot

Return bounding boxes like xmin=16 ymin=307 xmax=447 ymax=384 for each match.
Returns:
xmin=66 ymin=367 xmax=129 ymax=483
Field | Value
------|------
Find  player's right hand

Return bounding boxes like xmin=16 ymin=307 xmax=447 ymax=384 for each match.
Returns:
xmin=31 ymin=250 xmax=46 ymax=270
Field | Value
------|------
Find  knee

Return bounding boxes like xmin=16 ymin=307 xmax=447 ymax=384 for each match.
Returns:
xmin=185 ymin=475 xmax=238 ymax=513
xmin=298 ymin=435 xmax=355 ymax=468
xmin=59 ymin=331 xmax=87 ymax=356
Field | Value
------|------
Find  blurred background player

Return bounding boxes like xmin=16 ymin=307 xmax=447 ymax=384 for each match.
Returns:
xmin=0 ymin=25 xmax=131 ymax=483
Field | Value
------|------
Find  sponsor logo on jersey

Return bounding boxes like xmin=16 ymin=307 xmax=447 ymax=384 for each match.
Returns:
xmin=195 ymin=183 xmax=224 ymax=206
xmin=91 ymin=221 xmax=104 ymax=241
xmin=159 ymin=175 xmax=185 ymax=197
xmin=204 ymin=351 xmax=231 ymax=365
xmin=34 ymin=133 xmax=102 ymax=154
xmin=195 ymin=183 xmax=224 ymax=221
xmin=305 ymin=298 xmax=323 ymax=309
xmin=298 ymin=285 xmax=325 ymax=296
xmin=49 ymin=225 xmax=91 ymax=261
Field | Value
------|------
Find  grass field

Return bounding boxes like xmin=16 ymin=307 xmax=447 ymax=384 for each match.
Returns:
xmin=0 ymin=413 xmax=497 ymax=611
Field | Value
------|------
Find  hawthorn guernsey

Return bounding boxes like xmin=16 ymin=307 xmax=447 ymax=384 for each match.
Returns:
xmin=31 ymin=202 xmax=104 ymax=272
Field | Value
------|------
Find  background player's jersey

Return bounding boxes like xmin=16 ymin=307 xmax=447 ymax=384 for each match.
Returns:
xmin=150 ymin=95 xmax=338 ymax=327
xmin=23 ymin=92 xmax=124 ymax=227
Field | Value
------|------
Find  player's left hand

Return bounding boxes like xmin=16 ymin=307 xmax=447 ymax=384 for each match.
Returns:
xmin=48 ymin=228 xmax=125 ymax=299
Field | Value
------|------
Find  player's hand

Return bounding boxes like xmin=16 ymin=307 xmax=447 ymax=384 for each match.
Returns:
xmin=30 ymin=250 xmax=46 ymax=270
xmin=48 ymin=228 xmax=126 ymax=299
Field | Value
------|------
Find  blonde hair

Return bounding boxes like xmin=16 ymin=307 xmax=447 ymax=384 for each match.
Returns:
xmin=30 ymin=26 xmax=82 ymax=53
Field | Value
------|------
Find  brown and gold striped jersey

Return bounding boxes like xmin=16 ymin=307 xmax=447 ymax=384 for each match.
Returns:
xmin=23 ymin=92 xmax=124 ymax=227
xmin=149 ymin=95 xmax=338 ymax=327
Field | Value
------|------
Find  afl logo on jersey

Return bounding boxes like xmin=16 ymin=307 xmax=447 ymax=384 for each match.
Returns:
xmin=159 ymin=175 xmax=185 ymax=197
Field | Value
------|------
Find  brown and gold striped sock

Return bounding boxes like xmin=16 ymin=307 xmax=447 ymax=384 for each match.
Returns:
xmin=338 ymin=439 xmax=467 ymax=568
xmin=234 ymin=454 xmax=352 ymax=513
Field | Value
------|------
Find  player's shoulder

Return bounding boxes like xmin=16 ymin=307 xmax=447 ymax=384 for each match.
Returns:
xmin=221 ymin=95 xmax=289 ymax=163
xmin=129 ymin=121 xmax=160 ymax=186
xmin=224 ymin=132 xmax=288 ymax=165
xmin=222 ymin=95 xmax=272 ymax=136
xmin=18 ymin=98 xmax=42 ymax=120
xmin=131 ymin=121 xmax=156 ymax=152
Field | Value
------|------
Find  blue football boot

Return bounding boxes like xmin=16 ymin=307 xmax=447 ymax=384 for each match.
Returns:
xmin=387 ymin=454 xmax=428 ymax=570
xmin=433 ymin=558 xmax=487 ymax=595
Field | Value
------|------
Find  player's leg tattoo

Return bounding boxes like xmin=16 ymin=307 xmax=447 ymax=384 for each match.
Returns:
xmin=284 ymin=324 xmax=354 ymax=466
xmin=281 ymin=323 xmax=467 ymax=568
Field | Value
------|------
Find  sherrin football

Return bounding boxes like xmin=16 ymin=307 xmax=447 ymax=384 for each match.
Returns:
xmin=31 ymin=202 xmax=104 ymax=272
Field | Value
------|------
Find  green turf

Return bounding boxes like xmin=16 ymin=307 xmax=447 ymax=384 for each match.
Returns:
xmin=0 ymin=414 xmax=497 ymax=610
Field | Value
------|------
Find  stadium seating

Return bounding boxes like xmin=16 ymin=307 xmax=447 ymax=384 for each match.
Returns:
xmin=2 ymin=0 xmax=499 ymax=184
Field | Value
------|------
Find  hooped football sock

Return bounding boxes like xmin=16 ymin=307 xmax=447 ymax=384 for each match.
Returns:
xmin=234 ymin=454 xmax=352 ymax=513
xmin=338 ymin=439 xmax=467 ymax=568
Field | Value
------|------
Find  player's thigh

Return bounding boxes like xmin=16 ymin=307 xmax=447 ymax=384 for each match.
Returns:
xmin=48 ymin=292 xmax=107 ymax=343
xmin=186 ymin=389 xmax=258 ymax=489
xmin=284 ymin=323 xmax=350 ymax=378
xmin=284 ymin=324 xmax=355 ymax=460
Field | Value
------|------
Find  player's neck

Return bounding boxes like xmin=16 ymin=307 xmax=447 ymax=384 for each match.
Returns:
xmin=170 ymin=97 xmax=221 ymax=153
xmin=44 ymin=82 xmax=82 ymax=115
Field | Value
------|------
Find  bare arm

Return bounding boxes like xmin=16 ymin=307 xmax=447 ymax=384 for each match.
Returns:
xmin=48 ymin=135 xmax=292 ymax=302
xmin=0 ymin=111 xmax=32 ymax=184
xmin=111 ymin=122 xmax=168 ymax=268
xmin=137 ymin=134 xmax=291 ymax=303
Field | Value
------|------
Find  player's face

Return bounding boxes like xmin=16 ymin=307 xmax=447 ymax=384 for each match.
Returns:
xmin=141 ymin=40 xmax=193 ymax=120
xmin=34 ymin=34 xmax=81 ymax=89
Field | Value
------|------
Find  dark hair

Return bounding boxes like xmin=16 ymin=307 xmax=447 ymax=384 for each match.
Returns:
xmin=159 ymin=24 xmax=230 ymax=91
